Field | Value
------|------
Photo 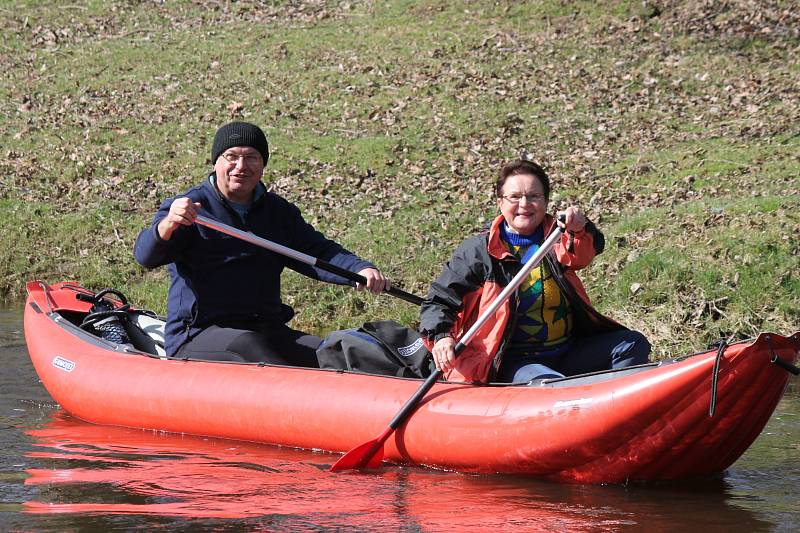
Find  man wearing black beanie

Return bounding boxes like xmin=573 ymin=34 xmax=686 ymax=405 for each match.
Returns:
xmin=134 ymin=121 xmax=389 ymax=365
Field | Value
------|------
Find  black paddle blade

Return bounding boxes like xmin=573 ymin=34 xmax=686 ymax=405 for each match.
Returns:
xmin=330 ymin=438 xmax=385 ymax=471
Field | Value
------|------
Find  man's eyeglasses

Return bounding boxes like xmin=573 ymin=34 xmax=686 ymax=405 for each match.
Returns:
xmin=221 ymin=152 xmax=262 ymax=166
xmin=501 ymin=193 xmax=546 ymax=204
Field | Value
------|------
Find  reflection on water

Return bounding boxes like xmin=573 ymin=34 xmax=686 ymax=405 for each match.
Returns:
xmin=2 ymin=305 xmax=799 ymax=531
xmin=15 ymin=388 xmax=800 ymax=531
xmin=17 ymin=406 xmax=798 ymax=531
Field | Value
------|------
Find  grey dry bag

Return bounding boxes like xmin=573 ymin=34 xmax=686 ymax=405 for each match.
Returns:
xmin=316 ymin=320 xmax=435 ymax=378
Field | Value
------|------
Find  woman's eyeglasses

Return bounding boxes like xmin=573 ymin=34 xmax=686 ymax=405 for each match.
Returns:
xmin=501 ymin=193 xmax=546 ymax=204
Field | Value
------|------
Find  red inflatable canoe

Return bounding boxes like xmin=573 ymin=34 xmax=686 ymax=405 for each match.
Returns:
xmin=24 ymin=280 xmax=800 ymax=483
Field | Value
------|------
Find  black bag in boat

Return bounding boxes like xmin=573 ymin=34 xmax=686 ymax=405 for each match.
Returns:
xmin=316 ymin=320 xmax=435 ymax=378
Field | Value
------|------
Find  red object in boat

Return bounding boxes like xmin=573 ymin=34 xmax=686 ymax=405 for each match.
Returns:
xmin=23 ymin=280 xmax=800 ymax=483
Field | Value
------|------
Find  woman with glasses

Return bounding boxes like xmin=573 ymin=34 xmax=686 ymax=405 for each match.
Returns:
xmin=134 ymin=121 xmax=389 ymax=365
xmin=419 ymin=159 xmax=650 ymax=384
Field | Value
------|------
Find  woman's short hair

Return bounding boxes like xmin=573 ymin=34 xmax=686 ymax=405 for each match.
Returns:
xmin=496 ymin=160 xmax=550 ymax=200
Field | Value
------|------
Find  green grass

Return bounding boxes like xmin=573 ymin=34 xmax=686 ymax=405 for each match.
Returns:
xmin=1 ymin=0 xmax=798 ymax=358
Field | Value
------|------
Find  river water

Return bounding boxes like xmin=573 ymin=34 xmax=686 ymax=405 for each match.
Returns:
xmin=1 ymin=307 xmax=798 ymax=531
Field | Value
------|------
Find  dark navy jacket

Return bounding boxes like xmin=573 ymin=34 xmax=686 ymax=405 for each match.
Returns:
xmin=133 ymin=175 xmax=374 ymax=356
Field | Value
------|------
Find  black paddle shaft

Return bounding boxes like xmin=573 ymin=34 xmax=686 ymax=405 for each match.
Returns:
xmin=387 ymin=223 xmax=565 ymax=430
xmin=313 ymin=259 xmax=424 ymax=306
xmin=331 ymin=216 xmax=566 ymax=471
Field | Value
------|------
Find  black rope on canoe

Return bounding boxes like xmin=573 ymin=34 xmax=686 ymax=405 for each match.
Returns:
xmin=768 ymin=335 xmax=800 ymax=376
xmin=708 ymin=340 xmax=728 ymax=418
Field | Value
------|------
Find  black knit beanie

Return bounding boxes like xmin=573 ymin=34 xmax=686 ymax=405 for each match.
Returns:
xmin=211 ymin=122 xmax=270 ymax=165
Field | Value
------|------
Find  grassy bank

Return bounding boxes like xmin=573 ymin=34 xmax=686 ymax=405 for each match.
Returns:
xmin=1 ymin=0 xmax=798 ymax=358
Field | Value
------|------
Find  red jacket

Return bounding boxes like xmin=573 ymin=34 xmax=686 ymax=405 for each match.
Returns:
xmin=419 ymin=214 xmax=624 ymax=383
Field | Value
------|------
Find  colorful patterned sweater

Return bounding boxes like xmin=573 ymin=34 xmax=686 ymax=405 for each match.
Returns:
xmin=500 ymin=222 xmax=573 ymax=360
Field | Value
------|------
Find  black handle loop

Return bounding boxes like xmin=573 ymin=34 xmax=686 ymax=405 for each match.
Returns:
xmin=76 ymin=288 xmax=129 ymax=306
xmin=76 ymin=288 xmax=131 ymax=330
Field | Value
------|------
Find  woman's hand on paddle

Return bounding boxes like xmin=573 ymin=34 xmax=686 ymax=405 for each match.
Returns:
xmin=356 ymin=268 xmax=390 ymax=295
xmin=557 ymin=207 xmax=586 ymax=233
xmin=432 ymin=336 xmax=456 ymax=373
xmin=158 ymin=198 xmax=202 ymax=241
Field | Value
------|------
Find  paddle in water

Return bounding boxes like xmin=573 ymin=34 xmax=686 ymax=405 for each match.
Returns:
xmin=194 ymin=215 xmax=423 ymax=306
xmin=330 ymin=217 xmax=567 ymax=471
